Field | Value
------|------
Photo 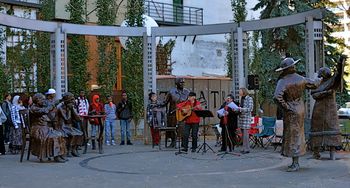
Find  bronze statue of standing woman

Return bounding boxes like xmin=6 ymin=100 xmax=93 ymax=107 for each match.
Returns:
xmin=274 ymin=58 xmax=320 ymax=172
xmin=310 ymin=56 xmax=346 ymax=160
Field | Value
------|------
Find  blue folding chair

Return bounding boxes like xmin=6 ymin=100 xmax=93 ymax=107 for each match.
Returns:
xmin=252 ymin=116 xmax=277 ymax=149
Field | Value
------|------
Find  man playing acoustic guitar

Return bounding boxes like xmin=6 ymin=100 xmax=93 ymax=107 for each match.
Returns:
xmin=176 ymin=92 xmax=202 ymax=153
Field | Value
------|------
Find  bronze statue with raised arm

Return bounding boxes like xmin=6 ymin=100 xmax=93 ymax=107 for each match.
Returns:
xmin=310 ymin=56 xmax=346 ymax=160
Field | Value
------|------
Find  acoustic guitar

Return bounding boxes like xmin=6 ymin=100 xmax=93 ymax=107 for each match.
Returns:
xmin=176 ymin=102 xmax=204 ymax=122
xmin=176 ymin=104 xmax=192 ymax=122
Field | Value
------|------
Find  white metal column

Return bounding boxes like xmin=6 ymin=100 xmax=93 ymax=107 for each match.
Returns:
xmin=305 ymin=17 xmax=324 ymax=119
xmin=50 ymin=26 xmax=67 ymax=99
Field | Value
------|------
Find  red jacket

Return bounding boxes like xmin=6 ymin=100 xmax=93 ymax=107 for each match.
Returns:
xmin=176 ymin=100 xmax=202 ymax=124
xmin=89 ymin=95 xmax=105 ymax=125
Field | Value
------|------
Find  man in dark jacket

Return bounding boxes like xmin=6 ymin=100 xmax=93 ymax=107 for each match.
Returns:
xmin=117 ymin=91 xmax=133 ymax=145
xmin=218 ymin=94 xmax=238 ymax=152
xmin=1 ymin=93 xmax=12 ymax=144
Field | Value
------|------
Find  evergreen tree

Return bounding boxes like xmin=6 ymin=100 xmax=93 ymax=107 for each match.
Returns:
xmin=96 ymin=0 xmax=118 ymax=98
xmin=227 ymin=0 xmax=247 ymax=77
xmin=252 ymin=0 xmax=347 ymax=105
xmin=66 ymin=0 xmax=90 ymax=96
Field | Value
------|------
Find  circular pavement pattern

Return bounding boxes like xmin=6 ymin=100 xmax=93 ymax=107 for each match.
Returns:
xmin=79 ymin=150 xmax=288 ymax=176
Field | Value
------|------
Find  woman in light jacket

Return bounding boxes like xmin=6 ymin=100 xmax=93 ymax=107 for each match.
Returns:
xmin=238 ymin=88 xmax=253 ymax=154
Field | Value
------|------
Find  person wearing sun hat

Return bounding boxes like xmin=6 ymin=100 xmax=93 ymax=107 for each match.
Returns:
xmin=273 ymin=57 xmax=321 ymax=172
xmin=44 ymin=88 xmax=59 ymax=128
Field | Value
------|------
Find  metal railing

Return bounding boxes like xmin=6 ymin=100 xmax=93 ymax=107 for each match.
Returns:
xmin=144 ymin=1 xmax=203 ymax=25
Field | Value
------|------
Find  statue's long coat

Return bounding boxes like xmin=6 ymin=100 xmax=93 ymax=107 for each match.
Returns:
xmin=310 ymin=63 xmax=342 ymax=147
xmin=274 ymin=71 xmax=319 ymax=157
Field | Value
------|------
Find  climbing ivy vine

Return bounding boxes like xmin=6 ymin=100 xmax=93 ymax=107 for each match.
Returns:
xmin=96 ymin=0 xmax=118 ymax=98
xmin=123 ymin=0 xmax=144 ymax=124
xmin=66 ymin=0 xmax=90 ymax=96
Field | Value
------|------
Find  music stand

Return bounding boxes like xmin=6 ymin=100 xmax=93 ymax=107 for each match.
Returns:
xmin=194 ymin=110 xmax=215 ymax=154
xmin=216 ymin=125 xmax=240 ymax=158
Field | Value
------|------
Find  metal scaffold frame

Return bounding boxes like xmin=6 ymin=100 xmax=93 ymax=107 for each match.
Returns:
xmin=0 ymin=8 xmax=324 ymax=129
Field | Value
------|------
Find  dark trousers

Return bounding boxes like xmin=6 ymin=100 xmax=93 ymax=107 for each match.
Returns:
xmin=3 ymin=121 xmax=10 ymax=143
xmin=221 ymin=125 xmax=236 ymax=151
xmin=183 ymin=123 xmax=199 ymax=150
xmin=0 ymin=125 xmax=5 ymax=154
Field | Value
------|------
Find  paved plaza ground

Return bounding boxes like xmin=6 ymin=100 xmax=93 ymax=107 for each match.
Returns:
xmin=0 ymin=139 xmax=349 ymax=188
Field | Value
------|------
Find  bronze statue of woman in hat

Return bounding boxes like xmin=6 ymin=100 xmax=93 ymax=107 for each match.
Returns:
xmin=274 ymin=58 xmax=321 ymax=172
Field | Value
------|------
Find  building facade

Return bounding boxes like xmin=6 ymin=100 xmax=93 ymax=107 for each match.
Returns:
xmin=0 ymin=0 xmax=40 ymax=93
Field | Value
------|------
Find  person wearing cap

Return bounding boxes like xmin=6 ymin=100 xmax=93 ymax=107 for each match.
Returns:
xmin=163 ymin=77 xmax=190 ymax=148
xmin=176 ymin=92 xmax=202 ymax=153
xmin=273 ymin=57 xmax=320 ymax=172
xmin=45 ymin=88 xmax=59 ymax=129
xmin=310 ymin=56 xmax=345 ymax=160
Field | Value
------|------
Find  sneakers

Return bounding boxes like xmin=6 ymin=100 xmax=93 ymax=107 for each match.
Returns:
xmin=111 ymin=140 xmax=116 ymax=146
xmin=127 ymin=140 xmax=133 ymax=145
xmin=120 ymin=141 xmax=125 ymax=145
xmin=106 ymin=141 xmax=110 ymax=146
xmin=287 ymin=163 xmax=300 ymax=172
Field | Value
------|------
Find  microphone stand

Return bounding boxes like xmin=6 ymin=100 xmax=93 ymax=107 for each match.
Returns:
xmin=217 ymin=123 xmax=240 ymax=158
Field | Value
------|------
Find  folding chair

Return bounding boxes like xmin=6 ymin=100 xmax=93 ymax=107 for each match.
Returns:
xmin=249 ymin=116 xmax=260 ymax=148
xmin=340 ymin=123 xmax=350 ymax=151
xmin=253 ymin=116 xmax=276 ymax=149
xmin=19 ymin=109 xmax=31 ymax=162
xmin=271 ymin=119 xmax=283 ymax=151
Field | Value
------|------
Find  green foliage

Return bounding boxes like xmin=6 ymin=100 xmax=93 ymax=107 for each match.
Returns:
xmin=6 ymin=8 xmax=37 ymax=94
xmin=157 ymin=39 xmax=175 ymax=75
xmin=66 ymin=0 xmax=86 ymax=24
xmin=251 ymin=0 xmax=348 ymax=106
xmin=36 ymin=0 xmax=55 ymax=93
xmin=96 ymin=0 xmax=118 ymax=98
xmin=0 ymin=25 xmax=10 ymax=97
xmin=231 ymin=0 xmax=247 ymax=23
xmin=66 ymin=0 xmax=90 ymax=96
xmin=227 ymin=0 xmax=247 ymax=77
xmin=123 ymin=0 xmax=144 ymax=123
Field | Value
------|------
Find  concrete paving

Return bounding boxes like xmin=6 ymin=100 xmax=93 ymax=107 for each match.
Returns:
xmin=0 ymin=141 xmax=349 ymax=188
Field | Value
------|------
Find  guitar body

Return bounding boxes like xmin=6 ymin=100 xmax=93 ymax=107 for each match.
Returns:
xmin=176 ymin=104 xmax=192 ymax=121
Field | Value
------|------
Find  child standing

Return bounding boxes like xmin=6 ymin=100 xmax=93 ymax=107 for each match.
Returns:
xmin=104 ymin=96 xmax=117 ymax=146
xmin=146 ymin=92 xmax=166 ymax=147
